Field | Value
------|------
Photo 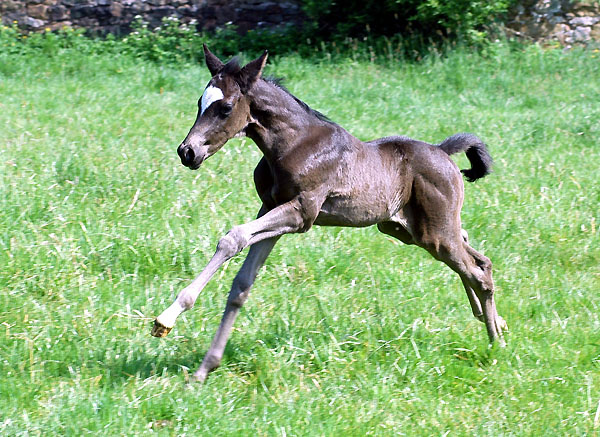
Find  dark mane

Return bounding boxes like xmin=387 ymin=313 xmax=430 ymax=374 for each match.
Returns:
xmin=264 ymin=76 xmax=335 ymax=124
xmin=220 ymin=58 xmax=334 ymax=124
xmin=222 ymin=57 xmax=242 ymax=75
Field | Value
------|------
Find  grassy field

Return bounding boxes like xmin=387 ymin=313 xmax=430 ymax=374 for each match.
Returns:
xmin=1 ymin=42 xmax=599 ymax=435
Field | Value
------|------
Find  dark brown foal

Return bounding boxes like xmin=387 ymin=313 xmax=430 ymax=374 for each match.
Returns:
xmin=151 ymin=45 xmax=506 ymax=382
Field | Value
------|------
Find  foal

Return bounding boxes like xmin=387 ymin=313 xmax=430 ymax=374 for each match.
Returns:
xmin=152 ymin=45 xmax=507 ymax=382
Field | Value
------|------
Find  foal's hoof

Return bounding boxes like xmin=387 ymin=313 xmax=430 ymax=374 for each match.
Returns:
xmin=497 ymin=315 xmax=509 ymax=332
xmin=151 ymin=319 xmax=172 ymax=337
xmin=191 ymin=369 xmax=209 ymax=384
xmin=492 ymin=316 xmax=508 ymax=347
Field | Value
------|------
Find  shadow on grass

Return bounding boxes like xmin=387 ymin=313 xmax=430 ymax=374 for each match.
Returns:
xmin=76 ymin=335 xmax=268 ymax=384
xmin=49 ymin=316 xmax=507 ymax=387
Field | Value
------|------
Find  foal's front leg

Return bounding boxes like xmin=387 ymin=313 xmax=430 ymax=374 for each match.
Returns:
xmin=151 ymin=199 xmax=304 ymax=338
xmin=193 ymin=236 xmax=279 ymax=382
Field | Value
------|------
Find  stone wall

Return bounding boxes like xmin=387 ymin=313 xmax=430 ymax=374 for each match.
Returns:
xmin=1 ymin=0 xmax=599 ymax=46
xmin=507 ymin=0 xmax=600 ymax=46
xmin=0 ymin=0 xmax=304 ymax=35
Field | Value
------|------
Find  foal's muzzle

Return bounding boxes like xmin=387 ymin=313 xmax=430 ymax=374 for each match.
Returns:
xmin=177 ymin=143 xmax=206 ymax=170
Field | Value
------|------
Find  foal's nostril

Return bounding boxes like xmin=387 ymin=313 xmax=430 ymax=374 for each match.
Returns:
xmin=183 ymin=147 xmax=195 ymax=164
xmin=178 ymin=144 xmax=195 ymax=165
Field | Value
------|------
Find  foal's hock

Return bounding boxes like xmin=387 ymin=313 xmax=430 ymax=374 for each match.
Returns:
xmin=151 ymin=45 xmax=507 ymax=382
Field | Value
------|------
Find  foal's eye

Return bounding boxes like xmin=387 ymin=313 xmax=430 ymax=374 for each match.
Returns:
xmin=220 ymin=103 xmax=233 ymax=117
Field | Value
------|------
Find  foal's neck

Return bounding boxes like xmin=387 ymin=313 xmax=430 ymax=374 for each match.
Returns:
xmin=245 ymin=80 xmax=336 ymax=161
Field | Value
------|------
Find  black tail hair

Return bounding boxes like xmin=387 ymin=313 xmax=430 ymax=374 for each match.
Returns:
xmin=438 ymin=133 xmax=493 ymax=182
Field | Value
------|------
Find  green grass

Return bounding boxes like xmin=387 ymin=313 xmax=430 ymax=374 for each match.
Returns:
xmin=1 ymin=43 xmax=599 ymax=435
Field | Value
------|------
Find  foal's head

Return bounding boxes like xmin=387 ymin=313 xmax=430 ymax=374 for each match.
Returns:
xmin=177 ymin=45 xmax=267 ymax=170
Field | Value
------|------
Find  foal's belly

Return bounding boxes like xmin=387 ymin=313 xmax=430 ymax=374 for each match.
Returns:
xmin=312 ymin=145 xmax=408 ymax=227
xmin=314 ymin=194 xmax=398 ymax=227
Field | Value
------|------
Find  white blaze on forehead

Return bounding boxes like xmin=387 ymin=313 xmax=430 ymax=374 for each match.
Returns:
xmin=200 ymin=84 xmax=224 ymax=115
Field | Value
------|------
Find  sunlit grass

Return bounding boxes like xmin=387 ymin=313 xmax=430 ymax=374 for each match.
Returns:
xmin=0 ymin=43 xmax=599 ymax=435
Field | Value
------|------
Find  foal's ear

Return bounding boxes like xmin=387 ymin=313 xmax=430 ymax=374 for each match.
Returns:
xmin=236 ymin=50 xmax=268 ymax=93
xmin=203 ymin=43 xmax=224 ymax=76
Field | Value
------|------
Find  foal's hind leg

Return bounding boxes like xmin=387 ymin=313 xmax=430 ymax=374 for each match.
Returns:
xmin=461 ymin=277 xmax=484 ymax=323
xmin=461 ymin=244 xmax=508 ymax=337
xmin=427 ymin=238 xmax=507 ymax=344
xmin=378 ymin=220 xmax=486 ymax=326
xmin=458 ymin=229 xmax=485 ymax=322
xmin=193 ymin=236 xmax=279 ymax=382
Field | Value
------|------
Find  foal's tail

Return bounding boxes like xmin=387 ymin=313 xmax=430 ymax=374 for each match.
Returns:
xmin=438 ymin=133 xmax=493 ymax=182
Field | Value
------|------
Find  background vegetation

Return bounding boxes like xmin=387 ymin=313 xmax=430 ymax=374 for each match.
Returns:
xmin=302 ymin=0 xmax=514 ymax=43
xmin=1 ymin=21 xmax=599 ymax=435
xmin=1 ymin=0 xmax=520 ymax=63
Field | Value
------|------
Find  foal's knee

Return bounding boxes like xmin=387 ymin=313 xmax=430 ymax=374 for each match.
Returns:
xmin=217 ymin=227 xmax=248 ymax=259
xmin=176 ymin=290 xmax=196 ymax=311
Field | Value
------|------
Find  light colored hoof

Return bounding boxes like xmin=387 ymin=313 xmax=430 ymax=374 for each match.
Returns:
xmin=495 ymin=315 xmax=508 ymax=338
xmin=151 ymin=319 xmax=172 ymax=338
xmin=493 ymin=316 xmax=508 ymax=347
xmin=496 ymin=336 xmax=507 ymax=348
xmin=191 ymin=369 xmax=208 ymax=384
xmin=497 ymin=316 xmax=508 ymax=332
xmin=489 ymin=335 xmax=507 ymax=348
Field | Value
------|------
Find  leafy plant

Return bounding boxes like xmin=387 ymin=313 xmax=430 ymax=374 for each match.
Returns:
xmin=302 ymin=0 xmax=515 ymax=43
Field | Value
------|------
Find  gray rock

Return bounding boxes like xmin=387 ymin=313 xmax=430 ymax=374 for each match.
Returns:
xmin=572 ymin=25 xmax=592 ymax=41
xmin=25 ymin=16 xmax=46 ymax=28
xmin=569 ymin=16 xmax=599 ymax=26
